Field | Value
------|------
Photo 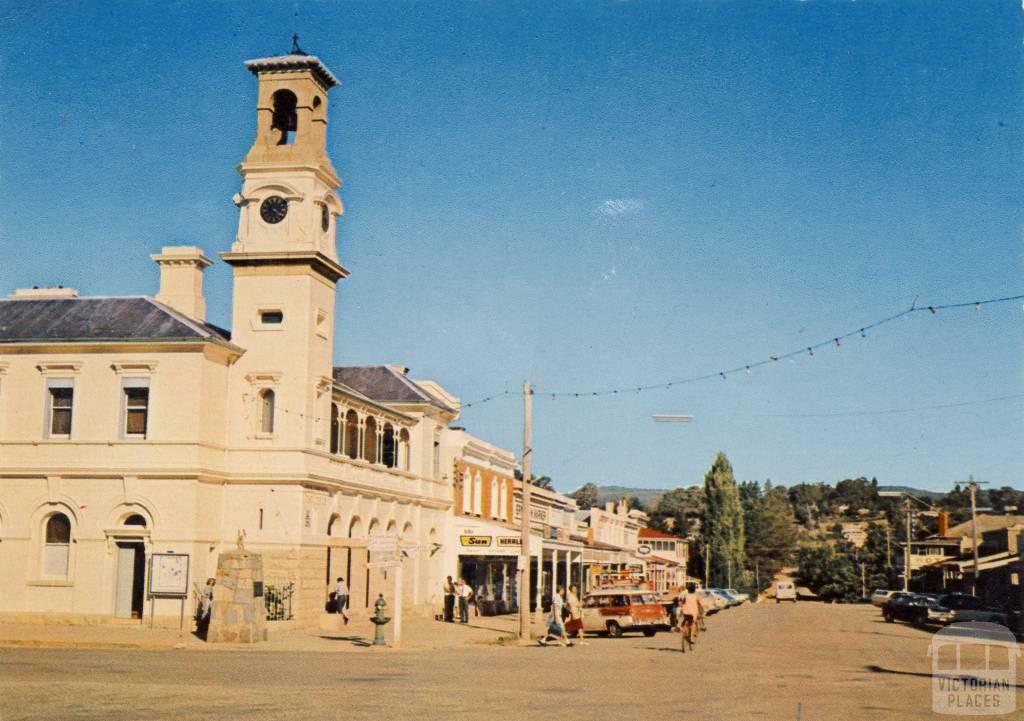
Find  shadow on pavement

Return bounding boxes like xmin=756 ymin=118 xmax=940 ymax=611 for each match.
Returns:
xmin=864 ymin=664 xmax=1024 ymax=689
xmin=318 ymin=635 xmax=372 ymax=647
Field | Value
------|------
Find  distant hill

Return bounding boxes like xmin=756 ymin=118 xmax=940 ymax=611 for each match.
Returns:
xmin=876 ymin=486 xmax=947 ymax=501
xmin=594 ymin=486 xmax=671 ymax=509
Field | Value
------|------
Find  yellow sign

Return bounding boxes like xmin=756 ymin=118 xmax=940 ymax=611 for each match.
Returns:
xmin=460 ymin=535 xmax=492 ymax=547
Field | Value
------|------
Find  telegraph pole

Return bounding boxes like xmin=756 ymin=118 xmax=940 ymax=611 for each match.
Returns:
xmin=704 ymin=543 xmax=711 ymax=588
xmin=968 ymin=475 xmax=982 ymax=596
xmin=903 ymin=500 xmax=912 ymax=592
xmin=517 ymin=381 xmax=533 ymax=641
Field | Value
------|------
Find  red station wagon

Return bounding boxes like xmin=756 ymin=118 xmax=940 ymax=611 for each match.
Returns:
xmin=581 ymin=589 xmax=669 ymax=637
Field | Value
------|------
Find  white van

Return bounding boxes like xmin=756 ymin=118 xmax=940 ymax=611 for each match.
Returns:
xmin=775 ymin=581 xmax=797 ymax=603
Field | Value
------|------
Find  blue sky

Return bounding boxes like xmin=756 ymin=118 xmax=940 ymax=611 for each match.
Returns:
xmin=2 ymin=1 xmax=1021 ymax=494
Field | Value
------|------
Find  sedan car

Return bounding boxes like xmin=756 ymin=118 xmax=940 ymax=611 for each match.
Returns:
xmin=696 ymin=589 xmax=728 ymax=614
xmin=936 ymin=594 xmax=1009 ymax=626
xmin=870 ymin=589 xmax=896 ymax=608
xmin=883 ymin=592 xmax=951 ymax=626
xmin=724 ymin=588 xmax=750 ymax=604
xmin=710 ymin=589 xmax=741 ymax=607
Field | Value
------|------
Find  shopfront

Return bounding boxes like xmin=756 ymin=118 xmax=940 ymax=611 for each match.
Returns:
xmin=453 ymin=519 xmax=541 ymax=616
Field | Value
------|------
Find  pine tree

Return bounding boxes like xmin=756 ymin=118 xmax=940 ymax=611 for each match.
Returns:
xmin=700 ymin=452 xmax=745 ymax=588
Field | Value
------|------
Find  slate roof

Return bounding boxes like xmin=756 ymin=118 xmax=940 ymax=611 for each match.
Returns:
xmin=0 ymin=297 xmax=234 ymax=345
xmin=332 ymin=366 xmax=456 ymax=413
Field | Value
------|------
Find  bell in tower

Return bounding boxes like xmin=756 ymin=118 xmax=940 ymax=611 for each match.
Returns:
xmin=224 ymin=44 xmax=346 ymax=270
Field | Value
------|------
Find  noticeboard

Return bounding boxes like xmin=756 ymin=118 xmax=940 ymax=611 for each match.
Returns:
xmin=149 ymin=553 xmax=190 ymax=597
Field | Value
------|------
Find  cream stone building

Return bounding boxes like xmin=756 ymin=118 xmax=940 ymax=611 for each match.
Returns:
xmin=0 ymin=52 xmax=458 ymax=628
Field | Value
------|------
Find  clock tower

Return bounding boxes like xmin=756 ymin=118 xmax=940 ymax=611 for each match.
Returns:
xmin=222 ymin=49 xmax=347 ymax=451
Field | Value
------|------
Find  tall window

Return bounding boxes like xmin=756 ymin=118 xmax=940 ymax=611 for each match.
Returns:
xmin=260 ymin=389 xmax=275 ymax=434
xmin=344 ymin=410 xmax=359 ymax=459
xmin=461 ymin=470 xmax=472 ymax=514
xmin=122 ymin=379 xmax=150 ymax=438
xmin=473 ymin=474 xmax=483 ymax=516
xmin=44 ymin=513 xmax=71 ymax=577
xmin=46 ymin=380 xmax=74 ymax=438
xmin=382 ymin=424 xmax=396 ymax=468
xmin=363 ymin=417 xmax=378 ymax=463
xmin=490 ymin=478 xmax=499 ymax=518
xmin=432 ymin=432 xmax=441 ymax=479
xmin=499 ymin=479 xmax=509 ymax=520
xmin=330 ymin=404 xmax=340 ymax=454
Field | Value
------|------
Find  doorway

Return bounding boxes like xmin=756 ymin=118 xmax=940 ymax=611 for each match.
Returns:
xmin=114 ymin=541 xmax=145 ymax=619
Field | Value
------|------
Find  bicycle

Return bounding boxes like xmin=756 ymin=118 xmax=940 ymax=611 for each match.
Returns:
xmin=680 ymin=613 xmax=698 ymax=652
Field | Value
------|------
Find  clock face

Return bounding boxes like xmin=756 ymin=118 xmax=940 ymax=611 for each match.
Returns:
xmin=260 ymin=196 xmax=288 ymax=224
xmin=321 ymin=204 xmax=330 ymax=232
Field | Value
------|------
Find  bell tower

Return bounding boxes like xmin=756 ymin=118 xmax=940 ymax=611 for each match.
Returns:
xmin=222 ymin=47 xmax=347 ymax=451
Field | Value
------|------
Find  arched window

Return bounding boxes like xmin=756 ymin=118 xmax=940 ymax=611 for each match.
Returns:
xmin=499 ymin=479 xmax=509 ymax=520
xmin=363 ymin=417 xmax=378 ymax=463
xmin=490 ymin=478 xmax=499 ymax=518
xmin=123 ymin=514 xmax=147 ymax=527
xmin=461 ymin=469 xmax=472 ymax=515
xmin=44 ymin=513 xmax=72 ymax=577
xmin=382 ymin=423 xmax=396 ymax=468
xmin=330 ymin=404 xmax=340 ymax=454
xmin=473 ymin=473 xmax=483 ymax=516
xmin=271 ymin=89 xmax=298 ymax=145
xmin=259 ymin=389 xmax=275 ymax=434
xmin=344 ymin=410 xmax=359 ymax=459
xmin=399 ymin=429 xmax=411 ymax=471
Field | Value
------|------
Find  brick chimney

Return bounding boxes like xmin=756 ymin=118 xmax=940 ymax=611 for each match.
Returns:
xmin=937 ymin=511 xmax=949 ymax=537
xmin=151 ymin=246 xmax=212 ymax=321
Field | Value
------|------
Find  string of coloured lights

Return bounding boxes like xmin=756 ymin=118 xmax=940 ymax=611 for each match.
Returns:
xmin=462 ymin=292 xmax=1024 ymax=409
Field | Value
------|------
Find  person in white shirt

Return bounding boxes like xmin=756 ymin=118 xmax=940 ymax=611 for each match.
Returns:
xmin=334 ymin=577 xmax=349 ymax=625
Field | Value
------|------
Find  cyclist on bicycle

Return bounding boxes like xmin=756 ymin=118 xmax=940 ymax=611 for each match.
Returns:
xmin=677 ymin=582 xmax=704 ymax=652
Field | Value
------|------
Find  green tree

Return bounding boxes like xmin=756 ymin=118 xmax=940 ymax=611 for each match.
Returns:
xmin=648 ymin=487 xmax=703 ymax=536
xmin=569 ymin=482 xmax=600 ymax=510
xmin=515 ymin=470 xmax=554 ymax=490
xmin=743 ymin=484 xmax=797 ymax=593
xmin=700 ymin=452 xmax=745 ymax=588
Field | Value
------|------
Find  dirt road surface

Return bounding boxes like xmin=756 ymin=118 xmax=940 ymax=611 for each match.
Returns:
xmin=0 ymin=602 xmax=1017 ymax=721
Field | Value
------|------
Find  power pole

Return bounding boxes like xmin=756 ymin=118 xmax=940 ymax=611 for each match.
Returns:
xmin=885 ymin=525 xmax=891 ymax=568
xmin=860 ymin=562 xmax=866 ymax=600
xmin=704 ymin=543 xmax=711 ymax=588
xmin=903 ymin=500 xmax=912 ymax=592
xmin=969 ymin=475 xmax=980 ymax=596
xmin=517 ymin=381 xmax=533 ymax=641
xmin=754 ymin=560 xmax=760 ymax=600
xmin=727 ymin=558 xmax=732 ymax=590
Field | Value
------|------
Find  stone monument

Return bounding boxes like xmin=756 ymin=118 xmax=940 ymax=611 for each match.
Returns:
xmin=206 ymin=531 xmax=268 ymax=643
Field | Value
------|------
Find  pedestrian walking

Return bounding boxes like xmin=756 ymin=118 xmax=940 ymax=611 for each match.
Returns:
xmin=565 ymin=584 xmax=587 ymax=644
xmin=538 ymin=585 xmax=572 ymax=647
xmin=333 ymin=577 xmax=349 ymax=625
xmin=677 ymin=582 xmax=704 ymax=653
xmin=443 ymin=576 xmax=456 ymax=622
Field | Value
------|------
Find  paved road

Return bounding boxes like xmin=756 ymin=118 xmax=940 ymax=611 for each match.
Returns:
xmin=0 ymin=603 xmax=1017 ymax=721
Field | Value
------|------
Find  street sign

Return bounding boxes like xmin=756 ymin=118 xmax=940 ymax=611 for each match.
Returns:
xmin=367 ymin=534 xmax=398 ymax=554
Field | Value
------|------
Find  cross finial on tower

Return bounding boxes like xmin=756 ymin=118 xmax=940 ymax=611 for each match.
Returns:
xmin=291 ymin=33 xmax=307 ymax=56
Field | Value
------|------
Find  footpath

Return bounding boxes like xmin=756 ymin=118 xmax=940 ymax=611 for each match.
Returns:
xmin=0 ymin=613 xmax=544 ymax=653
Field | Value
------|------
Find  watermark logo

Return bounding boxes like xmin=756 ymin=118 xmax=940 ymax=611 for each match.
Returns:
xmin=928 ymin=622 xmax=1019 ymax=715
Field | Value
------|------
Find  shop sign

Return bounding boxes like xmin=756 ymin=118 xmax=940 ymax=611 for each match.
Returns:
xmin=513 ymin=501 xmax=549 ymax=524
xmin=636 ymin=544 xmax=653 ymax=557
xmin=460 ymin=535 xmax=492 ymax=547
xmin=497 ymin=536 xmax=521 ymax=547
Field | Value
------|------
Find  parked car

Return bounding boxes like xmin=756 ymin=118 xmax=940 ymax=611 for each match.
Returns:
xmin=709 ymin=588 xmax=740 ymax=607
xmin=882 ymin=592 xmax=952 ymax=626
xmin=581 ymin=589 xmax=669 ymax=637
xmin=870 ymin=589 xmax=896 ymax=608
xmin=725 ymin=588 xmax=750 ymax=604
xmin=775 ymin=581 xmax=797 ymax=603
xmin=696 ymin=589 xmax=728 ymax=614
xmin=936 ymin=594 xmax=1010 ymax=626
